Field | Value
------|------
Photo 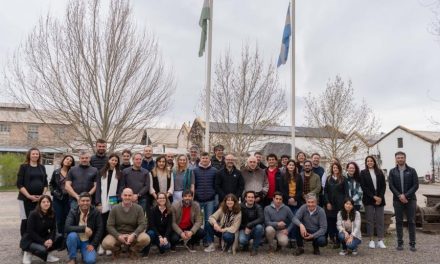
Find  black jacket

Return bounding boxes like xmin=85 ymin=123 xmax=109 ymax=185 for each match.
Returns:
xmin=149 ymin=206 xmax=172 ymax=238
xmin=215 ymin=166 xmax=245 ymax=202
xmin=20 ymin=210 xmax=56 ymax=250
xmin=16 ymin=164 xmax=48 ymax=201
xmin=240 ymin=203 xmax=264 ymax=230
xmin=324 ymin=176 xmax=349 ymax=217
xmin=211 ymin=155 xmax=225 ymax=171
xmin=278 ymin=172 xmax=304 ymax=205
xmin=388 ymin=164 xmax=419 ymax=201
xmin=65 ymin=206 xmax=103 ymax=249
xmin=49 ymin=168 xmax=67 ymax=200
xmin=360 ymin=169 xmax=386 ymax=207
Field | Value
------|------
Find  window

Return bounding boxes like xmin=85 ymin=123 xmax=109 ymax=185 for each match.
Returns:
xmin=397 ymin=137 xmax=403 ymax=148
xmin=55 ymin=127 xmax=65 ymax=138
xmin=0 ymin=123 xmax=11 ymax=133
xmin=27 ymin=124 xmax=39 ymax=141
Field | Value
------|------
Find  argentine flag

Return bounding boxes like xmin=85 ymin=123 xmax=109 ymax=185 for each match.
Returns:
xmin=277 ymin=3 xmax=292 ymax=67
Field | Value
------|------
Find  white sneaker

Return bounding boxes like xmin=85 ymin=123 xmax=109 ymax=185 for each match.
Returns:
xmin=105 ymin=250 xmax=112 ymax=256
xmin=204 ymin=243 xmax=215 ymax=253
xmin=98 ymin=245 xmax=104 ymax=256
xmin=339 ymin=250 xmax=347 ymax=256
xmin=22 ymin=251 xmax=32 ymax=264
xmin=368 ymin=240 xmax=376 ymax=248
xmin=46 ymin=253 xmax=60 ymax=262
xmin=377 ymin=240 xmax=386 ymax=249
xmin=352 ymin=249 xmax=358 ymax=255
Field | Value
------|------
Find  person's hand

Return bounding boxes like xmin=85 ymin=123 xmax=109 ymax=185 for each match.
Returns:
xmin=76 ymin=195 xmax=81 ymax=201
xmin=255 ymin=197 xmax=261 ymax=203
xmin=29 ymin=195 xmax=40 ymax=202
xmin=288 ymin=198 xmax=295 ymax=206
xmin=300 ymin=224 xmax=308 ymax=237
xmin=304 ymin=234 xmax=314 ymax=240
xmin=277 ymin=221 xmax=286 ymax=229
xmin=399 ymin=194 xmax=408 ymax=204
xmin=127 ymin=233 xmax=136 ymax=244
xmin=344 ymin=231 xmax=349 ymax=240
xmin=326 ymin=203 xmax=332 ymax=211
xmin=163 ymin=237 xmax=169 ymax=245
xmin=186 ymin=231 xmax=193 ymax=238
xmin=152 ymin=193 xmax=158 ymax=200
xmin=96 ymin=205 xmax=102 ymax=213
xmin=132 ymin=194 xmax=139 ymax=202
xmin=118 ymin=234 xmax=127 ymax=244
xmin=244 ymin=228 xmax=251 ymax=235
xmin=86 ymin=245 xmax=94 ymax=252
xmin=213 ymin=224 xmax=222 ymax=232
xmin=44 ymin=239 xmax=53 ymax=248
xmin=180 ymin=232 xmax=188 ymax=240
xmin=85 ymin=227 xmax=93 ymax=238
xmin=346 ymin=236 xmax=353 ymax=245
xmin=280 ymin=229 xmax=288 ymax=235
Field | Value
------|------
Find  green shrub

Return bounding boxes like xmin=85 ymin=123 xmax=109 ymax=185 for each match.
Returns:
xmin=0 ymin=153 xmax=25 ymax=187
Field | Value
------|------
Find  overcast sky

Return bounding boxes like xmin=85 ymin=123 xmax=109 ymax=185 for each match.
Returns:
xmin=1 ymin=0 xmax=440 ymax=133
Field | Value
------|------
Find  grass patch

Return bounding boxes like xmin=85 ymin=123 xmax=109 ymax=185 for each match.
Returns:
xmin=0 ymin=185 xmax=17 ymax=192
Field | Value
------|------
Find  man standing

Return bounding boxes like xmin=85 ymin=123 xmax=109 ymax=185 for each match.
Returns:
xmin=254 ymin=152 xmax=267 ymax=170
xmin=301 ymin=160 xmax=322 ymax=203
xmin=265 ymin=154 xmax=281 ymax=206
xmin=120 ymin=149 xmax=132 ymax=171
xmin=215 ymin=154 xmax=244 ymax=203
xmin=264 ymin=192 xmax=298 ymax=253
xmin=119 ymin=153 xmax=151 ymax=214
xmin=166 ymin=152 xmax=175 ymax=170
xmin=141 ymin=145 xmax=155 ymax=172
xmin=239 ymin=191 xmax=264 ymax=256
xmin=211 ymin=144 xmax=225 ymax=170
xmin=102 ymin=188 xmax=150 ymax=259
xmin=65 ymin=192 xmax=103 ymax=264
xmin=188 ymin=146 xmax=200 ymax=170
xmin=293 ymin=193 xmax=328 ymax=256
xmin=170 ymin=190 xmax=205 ymax=251
xmin=241 ymin=156 xmax=268 ymax=205
xmin=311 ymin=153 xmax=326 ymax=206
xmin=65 ymin=150 xmax=98 ymax=208
xmin=388 ymin=151 xmax=419 ymax=252
xmin=90 ymin=139 xmax=108 ymax=171
xmin=193 ymin=152 xmax=217 ymax=251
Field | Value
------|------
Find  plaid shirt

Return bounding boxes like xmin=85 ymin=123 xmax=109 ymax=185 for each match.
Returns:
xmin=347 ymin=177 xmax=363 ymax=206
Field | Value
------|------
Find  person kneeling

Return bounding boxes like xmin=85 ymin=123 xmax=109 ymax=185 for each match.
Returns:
xmin=239 ymin=191 xmax=264 ymax=256
xmin=293 ymin=193 xmax=328 ymax=256
xmin=20 ymin=195 xmax=62 ymax=264
xmin=143 ymin=192 xmax=172 ymax=256
xmin=337 ymin=198 xmax=362 ymax=256
xmin=102 ymin=188 xmax=150 ymax=259
xmin=208 ymin=194 xmax=242 ymax=254
xmin=65 ymin=192 xmax=103 ymax=264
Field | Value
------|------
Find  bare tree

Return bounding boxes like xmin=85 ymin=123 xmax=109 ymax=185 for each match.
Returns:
xmin=202 ymin=44 xmax=287 ymax=163
xmin=4 ymin=0 xmax=174 ymax=152
xmin=304 ymin=75 xmax=379 ymax=163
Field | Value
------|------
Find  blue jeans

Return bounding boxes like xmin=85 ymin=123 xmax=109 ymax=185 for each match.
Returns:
xmin=199 ymin=200 xmax=215 ymax=244
xmin=239 ymin=224 xmax=264 ymax=250
xmin=338 ymin=232 xmax=361 ymax=250
xmin=147 ymin=230 xmax=170 ymax=253
xmin=53 ymin=196 xmax=70 ymax=235
xmin=215 ymin=231 xmax=235 ymax=249
xmin=66 ymin=232 xmax=96 ymax=264
xmin=292 ymin=225 xmax=328 ymax=248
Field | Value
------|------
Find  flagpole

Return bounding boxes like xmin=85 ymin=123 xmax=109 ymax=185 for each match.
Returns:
xmin=204 ymin=0 xmax=213 ymax=153
xmin=290 ymin=0 xmax=296 ymax=158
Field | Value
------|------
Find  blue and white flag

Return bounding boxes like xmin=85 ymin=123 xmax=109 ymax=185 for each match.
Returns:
xmin=277 ymin=3 xmax=292 ymax=67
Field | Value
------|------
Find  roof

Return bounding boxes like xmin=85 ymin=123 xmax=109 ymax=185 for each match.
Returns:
xmin=372 ymin=125 xmax=440 ymax=146
xmin=0 ymin=104 xmax=68 ymax=125
xmin=260 ymin=142 xmax=303 ymax=157
xmin=146 ymin=128 xmax=180 ymax=146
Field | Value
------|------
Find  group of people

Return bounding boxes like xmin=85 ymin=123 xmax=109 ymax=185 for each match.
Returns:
xmin=16 ymin=140 xmax=420 ymax=264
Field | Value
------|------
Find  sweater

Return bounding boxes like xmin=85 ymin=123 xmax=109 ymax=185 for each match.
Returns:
xmin=215 ymin=166 xmax=245 ymax=202
xmin=21 ymin=210 xmax=56 ymax=249
xmin=119 ymin=167 xmax=150 ymax=198
xmin=66 ymin=165 xmax=98 ymax=195
xmin=171 ymin=201 xmax=202 ymax=235
xmin=106 ymin=203 xmax=146 ymax=237
xmin=193 ymin=163 xmax=217 ymax=202
xmin=241 ymin=166 xmax=268 ymax=199
xmin=337 ymin=211 xmax=362 ymax=240
xmin=240 ymin=203 xmax=264 ymax=229
xmin=295 ymin=204 xmax=327 ymax=238
xmin=16 ymin=164 xmax=48 ymax=201
xmin=264 ymin=203 xmax=300 ymax=232
xmin=209 ymin=208 xmax=242 ymax=234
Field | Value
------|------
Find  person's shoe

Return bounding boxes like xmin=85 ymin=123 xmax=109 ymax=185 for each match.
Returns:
xmin=203 ymin=241 xmax=209 ymax=247
xmin=240 ymin=245 xmax=249 ymax=252
xmin=275 ymin=244 xmax=282 ymax=252
xmin=352 ymin=249 xmax=358 ymax=256
xmin=313 ymin=247 xmax=321 ymax=255
xmin=332 ymin=243 xmax=340 ymax=249
xmin=250 ymin=249 xmax=258 ymax=256
xmin=67 ymin=259 xmax=76 ymax=264
xmin=141 ymin=245 xmax=150 ymax=258
xmin=171 ymin=244 xmax=177 ymax=252
xmin=377 ymin=240 xmax=386 ymax=249
xmin=294 ymin=247 xmax=304 ymax=256
xmin=369 ymin=240 xmax=376 ymax=249
xmin=112 ymin=251 xmax=120 ymax=260
xmin=268 ymin=245 xmax=275 ymax=254
xmin=204 ymin=243 xmax=215 ymax=253
xmin=46 ymin=253 xmax=60 ymax=262
xmin=396 ymin=245 xmax=404 ymax=251
xmin=339 ymin=250 xmax=347 ymax=256
xmin=105 ymin=250 xmax=112 ymax=256
xmin=22 ymin=251 xmax=32 ymax=264
xmin=98 ymin=245 xmax=104 ymax=256
xmin=129 ymin=250 xmax=139 ymax=260
xmin=410 ymin=245 xmax=417 ymax=252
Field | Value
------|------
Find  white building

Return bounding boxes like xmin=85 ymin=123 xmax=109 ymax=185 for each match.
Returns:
xmin=368 ymin=126 xmax=440 ymax=179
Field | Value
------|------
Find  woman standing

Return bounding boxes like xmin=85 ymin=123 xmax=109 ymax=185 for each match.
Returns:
xmin=150 ymin=155 xmax=174 ymax=202
xmin=20 ymin=195 xmax=62 ymax=264
xmin=95 ymin=153 xmax=121 ymax=256
xmin=143 ymin=192 xmax=173 ymax=256
xmin=337 ymin=198 xmax=362 ymax=256
xmin=208 ymin=194 xmax=242 ymax=254
xmin=17 ymin=148 xmax=48 ymax=237
xmin=172 ymin=154 xmax=194 ymax=203
xmin=279 ymin=160 xmax=303 ymax=214
xmin=360 ymin=155 xmax=386 ymax=249
xmin=345 ymin=162 xmax=363 ymax=211
xmin=324 ymin=162 xmax=348 ymax=249
xmin=49 ymin=155 xmax=75 ymax=244
xmin=296 ymin=152 xmax=307 ymax=173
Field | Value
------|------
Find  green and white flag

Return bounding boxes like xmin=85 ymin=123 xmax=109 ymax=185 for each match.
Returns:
xmin=198 ymin=0 xmax=210 ymax=57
